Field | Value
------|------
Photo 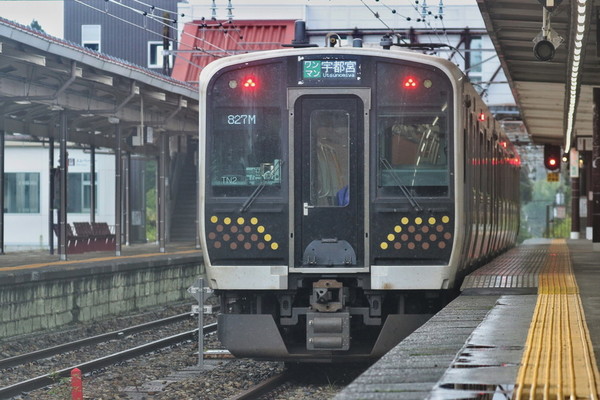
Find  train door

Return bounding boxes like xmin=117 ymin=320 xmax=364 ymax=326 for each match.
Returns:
xmin=292 ymin=94 xmax=364 ymax=268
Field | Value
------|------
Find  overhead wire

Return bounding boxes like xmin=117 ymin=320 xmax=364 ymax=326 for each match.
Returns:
xmin=360 ymin=0 xmax=394 ymax=32
xmin=72 ymin=0 xmax=236 ymax=57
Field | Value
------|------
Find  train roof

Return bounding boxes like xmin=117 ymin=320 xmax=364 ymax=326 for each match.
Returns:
xmin=198 ymin=46 xmax=466 ymax=89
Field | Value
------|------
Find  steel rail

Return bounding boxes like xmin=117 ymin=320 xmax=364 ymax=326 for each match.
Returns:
xmin=227 ymin=370 xmax=293 ymax=400
xmin=0 ymin=312 xmax=195 ymax=370
xmin=0 ymin=323 xmax=217 ymax=399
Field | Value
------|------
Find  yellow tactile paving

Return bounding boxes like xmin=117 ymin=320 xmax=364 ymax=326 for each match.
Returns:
xmin=514 ymin=239 xmax=600 ymax=399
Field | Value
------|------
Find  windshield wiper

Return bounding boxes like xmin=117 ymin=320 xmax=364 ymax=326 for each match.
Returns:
xmin=239 ymin=160 xmax=284 ymax=213
xmin=379 ymin=158 xmax=423 ymax=212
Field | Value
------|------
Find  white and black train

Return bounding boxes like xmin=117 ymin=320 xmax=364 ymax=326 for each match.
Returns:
xmin=198 ymin=42 xmax=520 ymax=362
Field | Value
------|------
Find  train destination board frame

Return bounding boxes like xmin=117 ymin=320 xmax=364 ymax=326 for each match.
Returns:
xmin=299 ymin=56 xmax=361 ymax=85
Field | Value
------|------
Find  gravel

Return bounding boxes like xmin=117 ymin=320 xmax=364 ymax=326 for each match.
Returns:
xmin=1 ymin=302 xmax=369 ymax=399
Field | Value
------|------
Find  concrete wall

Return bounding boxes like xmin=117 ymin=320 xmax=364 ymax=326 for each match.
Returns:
xmin=0 ymin=254 xmax=202 ymax=339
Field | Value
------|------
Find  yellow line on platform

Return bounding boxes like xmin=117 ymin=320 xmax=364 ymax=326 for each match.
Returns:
xmin=0 ymin=249 xmax=201 ymax=272
xmin=514 ymin=239 xmax=600 ymax=399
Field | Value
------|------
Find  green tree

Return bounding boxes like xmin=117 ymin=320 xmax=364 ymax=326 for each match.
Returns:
xmin=29 ymin=19 xmax=45 ymax=33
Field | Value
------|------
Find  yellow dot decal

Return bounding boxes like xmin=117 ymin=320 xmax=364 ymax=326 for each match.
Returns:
xmin=224 ymin=217 xmax=231 ymax=225
xmin=237 ymin=217 xmax=245 ymax=225
xmin=271 ymin=242 xmax=279 ymax=250
xmin=387 ymin=233 xmax=395 ymax=241
xmin=250 ymin=217 xmax=258 ymax=225
xmin=394 ymin=225 xmax=402 ymax=233
xmin=442 ymin=216 xmax=450 ymax=223
xmin=415 ymin=217 xmax=423 ymax=225
xmin=257 ymin=226 xmax=265 ymax=233
xmin=380 ymin=242 xmax=388 ymax=250
xmin=429 ymin=217 xmax=436 ymax=225
xmin=210 ymin=216 xmax=218 ymax=223
xmin=264 ymin=234 xmax=272 ymax=242
xmin=401 ymin=217 xmax=409 ymax=225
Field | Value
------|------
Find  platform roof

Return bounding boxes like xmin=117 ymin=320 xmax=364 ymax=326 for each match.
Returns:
xmin=477 ymin=0 xmax=594 ymax=150
xmin=0 ymin=17 xmax=199 ymax=153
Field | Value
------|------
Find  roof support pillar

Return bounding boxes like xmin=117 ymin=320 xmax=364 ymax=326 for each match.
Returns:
xmin=583 ymin=150 xmax=593 ymax=240
xmin=159 ymin=133 xmax=167 ymax=253
xmin=592 ymin=88 xmax=600 ymax=250
xmin=59 ymin=110 xmax=68 ymax=261
xmin=570 ymin=148 xmax=580 ymax=239
xmin=571 ymin=173 xmax=581 ymax=239
xmin=0 ymin=118 xmax=5 ymax=255
xmin=196 ymin=148 xmax=201 ymax=249
xmin=49 ymin=138 xmax=55 ymax=254
xmin=124 ymin=151 xmax=131 ymax=246
xmin=114 ymin=122 xmax=122 ymax=256
xmin=90 ymin=146 xmax=96 ymax=224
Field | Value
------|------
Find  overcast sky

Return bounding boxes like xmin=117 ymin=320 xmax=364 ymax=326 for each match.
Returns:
xmin=0 ymin=0 xmax=478 ymax=40
xmin=0 ymin=0 xmax=64 ymax=37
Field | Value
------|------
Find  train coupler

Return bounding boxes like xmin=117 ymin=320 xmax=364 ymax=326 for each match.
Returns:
xmin=307 ymin=312 xmax=350 ymax=351
xmin=310 ymin=279 xmax=346 ymax=312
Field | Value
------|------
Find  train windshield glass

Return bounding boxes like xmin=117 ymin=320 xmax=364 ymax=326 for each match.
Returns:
xmin=207 ymin=63 xmax=284 ymax=196
xmin=376 ymin=61 xmax=453 ymax=198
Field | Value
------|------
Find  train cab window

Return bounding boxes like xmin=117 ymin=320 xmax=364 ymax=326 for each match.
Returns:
xmin=206 ymin=62 xmax=285 ymax=197
xmin=375 ymin=61 xmax=453 ymax=198
xmin=210 ymin=107 xmax=282 ymax=189
xmin=309 ymin=110 xmax=350 ymax=207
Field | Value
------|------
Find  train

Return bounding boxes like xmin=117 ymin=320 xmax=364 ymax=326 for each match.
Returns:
xmin=198 ymin=37 xmax=520 ymax=362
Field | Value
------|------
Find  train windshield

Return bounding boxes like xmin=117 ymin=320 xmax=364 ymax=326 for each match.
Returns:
xmin=376 ymin=61 xmax=453 ymax=198
xmin=206 ymin=62 xmax=284 ymax=197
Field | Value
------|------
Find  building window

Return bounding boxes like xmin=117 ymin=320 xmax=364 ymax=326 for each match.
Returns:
xmin=5 ymin=173 xmax=40 ymax=213
xmin=82 ymin=25 xmax=101 ymax=52
xmin=67 ymin=173 xmax=97 ymax=213
xmin=469 ymin=36 xmax=483 ymax=88
xmin=148 ymin=41 xmax=173 ymax=69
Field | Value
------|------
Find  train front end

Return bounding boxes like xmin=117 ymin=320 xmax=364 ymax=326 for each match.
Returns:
xmin=199 ymin=48 xmax=459 ymax=361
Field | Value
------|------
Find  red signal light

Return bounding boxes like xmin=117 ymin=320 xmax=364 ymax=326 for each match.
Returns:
xmin=403 ymin=77 xmax=418 ymax=89
xmin=478 ymin=112 xmax=486 ymax=121
xmin=543 ymin=144 xmax=561 ymax=171
xmin=243 ymin=77 xmax=257 ymax=88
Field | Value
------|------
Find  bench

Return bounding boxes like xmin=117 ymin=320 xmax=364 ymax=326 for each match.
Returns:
xmin=53 ymin=223 xmax=86 ymax=254
xmin=91 ymin=222 xmax=116 ymax=251
xmin=54 ymin=222 xmax=116 ymax=253
xmin=73 ymin=222 xmax=96 ymax=251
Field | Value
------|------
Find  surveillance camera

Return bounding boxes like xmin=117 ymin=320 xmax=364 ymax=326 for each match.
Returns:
xmin=533 ymin=39 xmax=555 ymax=61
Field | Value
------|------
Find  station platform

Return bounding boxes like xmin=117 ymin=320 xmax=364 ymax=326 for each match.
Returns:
xmin=336 ymin=238 xmax=600 ymax=399
xmin=0 ymin=242 xmax=203 ymax=339
xmin=0 ymin=241 xmax=202 ymax=277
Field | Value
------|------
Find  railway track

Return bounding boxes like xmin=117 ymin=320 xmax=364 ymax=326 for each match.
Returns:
xmin=0 ymin=316 xmax=217 ymax=399
xmin=0 ymin=312 xmax=195 ymax=370
xmin=227 ymin=370 xmax=293 ymax=400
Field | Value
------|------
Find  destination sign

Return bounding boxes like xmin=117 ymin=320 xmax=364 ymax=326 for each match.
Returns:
xmin=302 ymin=60 xmax=359 ymax=79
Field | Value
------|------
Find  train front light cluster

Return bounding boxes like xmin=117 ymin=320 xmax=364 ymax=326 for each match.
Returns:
xmin=207 ymin=215 xmax=279 ymax=251
xmin=401 ymin=77 xmax=433 ymax=90
xmin=380 ymin=215 xmax=452 ymax=251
